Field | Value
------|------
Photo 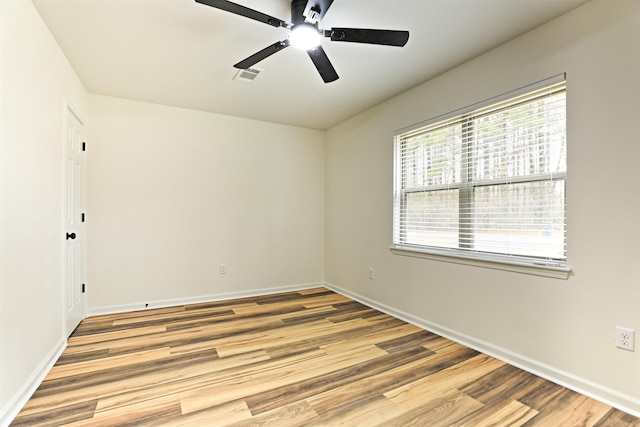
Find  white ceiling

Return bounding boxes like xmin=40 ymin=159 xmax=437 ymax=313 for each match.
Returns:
xmin=33 ymin=0 xmax=589 ymax=130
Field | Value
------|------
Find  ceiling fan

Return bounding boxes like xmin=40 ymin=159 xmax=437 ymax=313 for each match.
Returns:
xmin=195 ymin=0 xmax=409 ymax=83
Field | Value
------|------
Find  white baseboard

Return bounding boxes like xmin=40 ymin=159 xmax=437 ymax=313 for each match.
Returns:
xmin=0 ymin=338 xmax=67 ymax=427
xmin=323 ymin=281 xmax=640 ymax=418
xmin=87 ymin=282 xmax=325 ymax=317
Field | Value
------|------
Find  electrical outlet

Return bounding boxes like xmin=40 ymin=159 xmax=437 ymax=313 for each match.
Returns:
xmin=368 ymin=268 xmax=375 ymax=280
xmin=616 ymin=326 xmax=635 ymax=351
xmin=220 ymin=264 xmax=227 ymax=274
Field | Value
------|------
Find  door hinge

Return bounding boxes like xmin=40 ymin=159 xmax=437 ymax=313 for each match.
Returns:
xmin=81 ymin=213 xmax=85 ymax=222
xmin=82 ymin=142 xmax=86 ymax=152
xmin=82 ymin=283 xmax=86 ymax=293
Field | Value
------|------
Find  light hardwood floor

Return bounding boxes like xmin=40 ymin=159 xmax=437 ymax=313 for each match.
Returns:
xmin=12 ymin=288 xmax=640 ymax=426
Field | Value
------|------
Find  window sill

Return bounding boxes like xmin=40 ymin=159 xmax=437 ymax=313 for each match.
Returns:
xmin=390 ymin=245 xmax=571 ymax=280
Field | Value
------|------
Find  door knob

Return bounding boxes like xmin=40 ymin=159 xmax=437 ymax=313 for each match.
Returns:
xmin=66 ymin=232 xmax=76 ymax=240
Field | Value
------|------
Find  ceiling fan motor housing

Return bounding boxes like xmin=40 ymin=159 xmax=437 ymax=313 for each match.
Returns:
xmin=291 ymin=0 xmax=308 ymax=24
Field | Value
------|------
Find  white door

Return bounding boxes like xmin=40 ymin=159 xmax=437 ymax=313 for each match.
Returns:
xmin=64 ymin=105 xmax=86 ymax=336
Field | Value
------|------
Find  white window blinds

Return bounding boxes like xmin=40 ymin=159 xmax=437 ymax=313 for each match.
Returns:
xmin=393 ymin=75 xmax=567 ymax=269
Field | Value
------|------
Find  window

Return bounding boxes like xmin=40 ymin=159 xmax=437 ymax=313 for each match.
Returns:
xmin=392 ymin=75 xmax=567 ymax=275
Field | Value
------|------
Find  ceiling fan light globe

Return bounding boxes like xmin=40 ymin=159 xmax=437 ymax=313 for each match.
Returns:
xmin=290 ymin=23 xmax=321 ymax=50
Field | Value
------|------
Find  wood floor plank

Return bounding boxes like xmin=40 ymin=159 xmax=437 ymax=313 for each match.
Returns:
xmin=306 ymin=345 xmax=478 ymax=416
xmin=264 ymin=315 xmax=407 ymax=359
xmin=245 ymin=345 xmax=435 ymax=415
xmin=423 ymin=335 xmax=464 ymax=352
xmin=66 ymin=325 xmax=167 ymax=348
xmin=224 ymin=400 xmax=320 ymax=427
xmin=71 ymin=326 xmax=216 ymax=358
xmin=73 ymin=306 xmax=185 ymax=330
xmin=521 ymin=393 xmax=612 ymax=426
xmin=10 ymin=400 xmax=98 ymax=427
xmin=18 ymin=348 xmax=219 ymax=416
xmin=214 ymin=318 xmax=368 ymax=357
xmin=324 ymin=306 xmax=379 ymax=323
xmin=516 ymin=378 xmax=567 ymax=410
xmin=179 ymin=345 xmax=387 ymax=412
xmin=76 ymin=394 xmax=184 ymax=427
xmin=111 ymin=307 xmax=235 ymax=327
xmin=296 ymin=287 xmax=330 ymax=295
xmin=95 ymin=348 xmax=322 ymax=415
xmin=380 ymin=389 xmax=485 ymax=427
xmin=254 ymin=289 xmax=335 ymax=305
xmin=450 ymin=399 xmax=539 ymax=427
xmin=459 ymin=364 xmax=549 ymax=405
xmin=595 ymin=408 xmax=640 ymax=427
xmin=45 ymin=347 xmax=172 ymax=380
xmin=384 ymin=354 xmax=506 ymax=408
xmin=11 ymin=288 xmax=640 ymax=426
xmin=376 ymin=329 xmax=441 ymax=353
xmin=320 ymin=322 xmax=422 ymax=355
xmin=74 ymin=403 xmax=183 ymax=427
xmin=173 ymin=400 xmax=253 ymax=427
xmin=55 ymin=348 xmax=111 ymax=366
xmin=92 ymin=349 xmax=271 ymax=414
xmin=303 ymin=394 xmax=406 ymax=427
xmin=231 ymin=293 xmax=348 ymax=315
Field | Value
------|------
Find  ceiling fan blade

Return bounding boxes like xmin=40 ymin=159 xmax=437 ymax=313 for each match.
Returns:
xmin=307 ymin=46 xmax=339 ymax=83
xmin=303 ymin=0 xmax=335 ymax=23
xmin=328 ymin=28 xmax=409 ymax=47
xmin=234 ymin=40 xmax=290 ymax=69
xmin=195 ymin=0 xmax=287 ymax=28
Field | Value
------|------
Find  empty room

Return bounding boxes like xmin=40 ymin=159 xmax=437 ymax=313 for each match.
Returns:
xmin=1 ymin=0 xmax=639 ymax=425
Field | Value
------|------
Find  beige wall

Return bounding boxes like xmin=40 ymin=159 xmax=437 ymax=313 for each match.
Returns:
xmin=0 ymin=0 xmax=87 ymax=421
xmin=86 ymin=95 xmax=325 ymax=312
xmin=325 ymin=0 xmax=640 ymax=413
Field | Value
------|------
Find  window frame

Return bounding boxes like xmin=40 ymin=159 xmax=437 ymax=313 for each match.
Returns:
xmin=391 ymin=74 xmax=570 ymax=279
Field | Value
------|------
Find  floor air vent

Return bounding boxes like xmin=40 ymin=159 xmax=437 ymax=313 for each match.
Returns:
xmin=233 ymin=68 xmax=262 ymax=84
